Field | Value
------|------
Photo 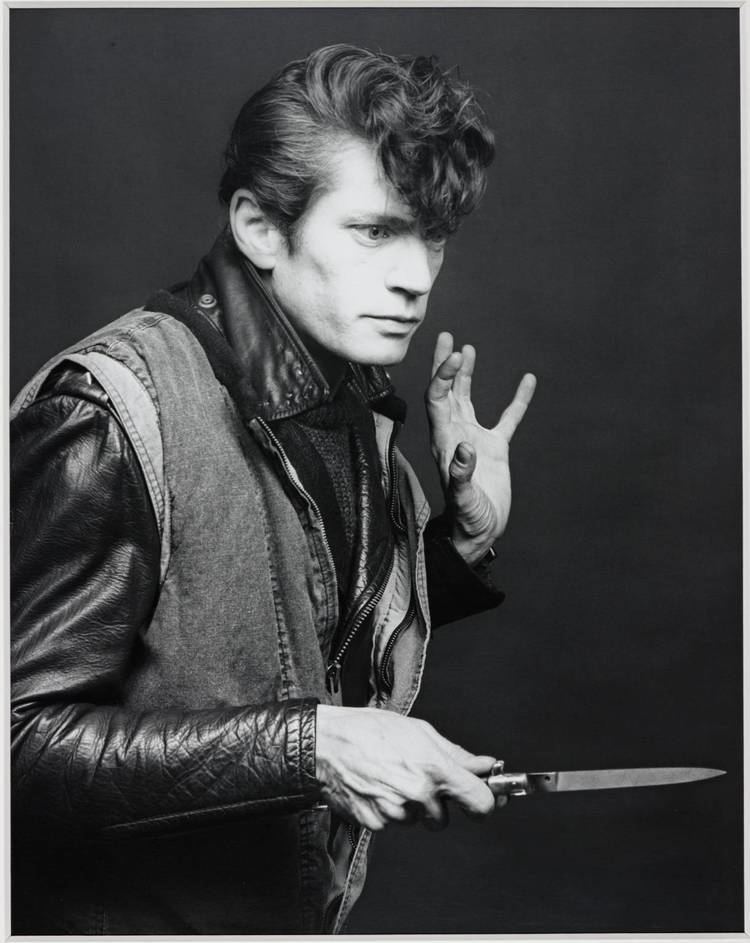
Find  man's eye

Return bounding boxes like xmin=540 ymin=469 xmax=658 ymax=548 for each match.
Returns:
xmin=353 ymin=225 xmax=392 ymax=243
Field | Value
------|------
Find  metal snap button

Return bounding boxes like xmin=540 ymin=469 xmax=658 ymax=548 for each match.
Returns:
xmin=199 ymin=293 xmax=216 ymax=307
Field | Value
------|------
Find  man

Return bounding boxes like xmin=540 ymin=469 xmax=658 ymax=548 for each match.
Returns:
xmin=11 ymin=45 xmax=535 ymax=934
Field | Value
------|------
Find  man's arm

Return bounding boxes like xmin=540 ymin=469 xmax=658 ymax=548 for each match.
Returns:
xmin=423 ymin=515 xmax=505 ymax=628
xmin=12 ymin=366 xmax=500 ymax=838
xmin=11 ymin=367 xmax=319 ymax=839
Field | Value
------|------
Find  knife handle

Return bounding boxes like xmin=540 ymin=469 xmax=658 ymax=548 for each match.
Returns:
xmin=486 ymin=760 xmax=530 ymax=797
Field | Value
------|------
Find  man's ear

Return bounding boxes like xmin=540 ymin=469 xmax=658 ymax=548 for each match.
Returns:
xmin=229 ymin=189 xmax=285 ymax=271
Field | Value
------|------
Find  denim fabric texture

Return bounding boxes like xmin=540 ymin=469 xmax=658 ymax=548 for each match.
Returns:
xmin=11 ymin=283 xmax=433 ymax=932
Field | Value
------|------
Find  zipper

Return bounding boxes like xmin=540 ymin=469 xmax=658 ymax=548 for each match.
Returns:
xmin=325 ymin=415 xmax=403 ymax=694
xmin=386 ymin=421 xmax=407 ymax=535
xmin=374 ymin=419 xmax=412 ymax=697
xmin=255 ymin=416 xmax=337 ymax=593
xmin=325 ymin=552 xmax=395 ymax=694
xmin=258 ymin=413 xmax=399 ymax=698
xmin=332 ymin=423 xmax=431 ymax=937
xmin=377 ymin=596 xmax=417 ymax=696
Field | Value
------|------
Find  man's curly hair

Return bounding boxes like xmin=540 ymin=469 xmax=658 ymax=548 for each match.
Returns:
xmin=219 ymin=44 xmax=495 ymax=244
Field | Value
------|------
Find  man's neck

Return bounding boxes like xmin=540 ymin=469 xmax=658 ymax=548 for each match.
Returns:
xmin=298 ymin=333 xmax=349 ymax=393
xmin=257 ymin=267 xmax=349 ymax=392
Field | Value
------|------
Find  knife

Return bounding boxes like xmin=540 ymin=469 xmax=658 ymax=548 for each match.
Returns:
xmin=486 ymin=760 xmax=726 ymax=799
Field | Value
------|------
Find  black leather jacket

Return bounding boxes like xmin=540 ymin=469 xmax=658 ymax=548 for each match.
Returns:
xmin=10 ymin=239 xmax=503 ymax=934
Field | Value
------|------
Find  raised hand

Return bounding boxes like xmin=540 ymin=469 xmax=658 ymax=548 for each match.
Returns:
xmin=425 ymin=331 xmax=536 ymax=565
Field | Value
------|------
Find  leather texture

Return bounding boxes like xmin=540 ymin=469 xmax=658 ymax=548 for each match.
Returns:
xmin=10 ymin=231 xmax=503 ymax=934
xmin=12 ymin=371 xmax=320 ymax=843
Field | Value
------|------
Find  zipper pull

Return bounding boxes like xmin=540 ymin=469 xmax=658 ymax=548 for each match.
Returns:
xmin=326 ymin=662 xmax=342 ymax=694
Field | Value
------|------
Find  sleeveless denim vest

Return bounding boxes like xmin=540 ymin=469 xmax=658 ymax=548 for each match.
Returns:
xmin=11 ymin=306 xmax=433 ymax=933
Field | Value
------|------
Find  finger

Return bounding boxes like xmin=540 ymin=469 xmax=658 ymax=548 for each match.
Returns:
xmin=421 ymin=725 xmax=490 ymax=770
xmin=431 ymin=331 xmax=454 ymax=377
xmin=463 ymin=790 xmax=506 ymax=820
xmin=494 ymin=373 xmax=537 ymax=442
xmin=445 ymin=767 xmax=497 ymax=818
xmin=423 ymin=737 xmax=499 ymax=816
xmin=461 ymin=754 xmax=498 ymax=776
xmin=452 ymin=344 xmax=476 ymax=401
xmin=440 ymin=742 xmax=497 ymax=777
xmin=423 ymin=798 xmax=450 ymax=832
xmin=466 ymin=796 xmax=510 ymax=819
xmin=437 ymin=748 xmax=500 ymax=797
xmin=421 ymin=794 xmax=450 ymax=831
xmin=356 ymin=805 xmax=389 ymax=832
xmin=376 ymin=798 xmax=413 ymax=826
xmin=425 ymin=350 xmax=464 ymax=405
xmin=448 ymin=442 xmax=476 ymax=495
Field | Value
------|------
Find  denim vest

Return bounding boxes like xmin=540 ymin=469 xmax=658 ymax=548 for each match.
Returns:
xmin=11 ymin=306 xmax=433 ymax=933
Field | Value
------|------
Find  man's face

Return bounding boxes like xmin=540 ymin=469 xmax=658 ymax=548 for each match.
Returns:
xmin=268 ymin=138 xmax=445 ymax=376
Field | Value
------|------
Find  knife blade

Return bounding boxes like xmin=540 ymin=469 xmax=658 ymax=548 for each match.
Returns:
xmin=486 ymin=761 xmax=726 ymax=798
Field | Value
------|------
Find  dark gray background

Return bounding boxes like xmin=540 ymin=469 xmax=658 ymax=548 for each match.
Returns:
xmin=10 ymin=6 xmax=742 ymax=934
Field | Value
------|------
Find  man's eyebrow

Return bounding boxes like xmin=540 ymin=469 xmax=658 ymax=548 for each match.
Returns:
xmin=347 ymin=212 xmax=415 ymax=231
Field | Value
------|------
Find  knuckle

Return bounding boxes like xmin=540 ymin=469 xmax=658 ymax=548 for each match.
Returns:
xmin=413 ymin=783 xmax=437 ymax=807
xmin=421 ymin=757 xmax=443 ymax=783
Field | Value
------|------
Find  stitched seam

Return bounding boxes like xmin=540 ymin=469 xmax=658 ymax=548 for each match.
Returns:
xmin=99 ymin=313 xmax=172 ymax=354
xmin=289 ymin=702 xmax=302 ymax=794
xmin=299 ymin=701 xmax=317 ymax=792
xmin=18 ymin=376 xmax=47 ymax=411
xmin=256 ymin=485 xmax=293 ymax=700
xmin=101 ymin=792 xmax=310 ymax=835
xmin=298 ymin=808 xmax=318 ymax=929
xmin=398 ymin=535 xmax=431 ymax=713
xmin=388 ymin=473 xmax=431 ymax=716
xmin=11 ymin=311 xmax=166 ymax=416
xmin=82 ymin=359 xmax=164 ymax=532
xmin=333 ymin=831 xmax=371 ymax=933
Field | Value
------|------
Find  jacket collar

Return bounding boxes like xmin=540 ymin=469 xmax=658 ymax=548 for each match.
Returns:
xmin=174 ymin=228 xmax=395 ymax=423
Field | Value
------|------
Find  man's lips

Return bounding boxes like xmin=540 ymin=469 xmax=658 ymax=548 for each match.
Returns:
xmin=363 ymin=314 xmax=421 ymax=328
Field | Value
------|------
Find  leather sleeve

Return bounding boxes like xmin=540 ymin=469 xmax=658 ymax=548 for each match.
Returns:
xmin=11 ymin=366 xmax=320 ymax=840
xmin=423 ymin=515 xmax=505 ymax=629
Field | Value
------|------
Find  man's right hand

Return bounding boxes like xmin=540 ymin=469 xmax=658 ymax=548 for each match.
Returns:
xmin=315 ymin=705 xmax=501 ymax=831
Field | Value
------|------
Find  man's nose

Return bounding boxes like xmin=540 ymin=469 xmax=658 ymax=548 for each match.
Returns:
xmin=385 ymin=238 xmax=439 ymax=298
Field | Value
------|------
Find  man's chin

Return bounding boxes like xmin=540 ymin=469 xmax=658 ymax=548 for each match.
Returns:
xmin=349 ymin=336 xmax=412 ymax=368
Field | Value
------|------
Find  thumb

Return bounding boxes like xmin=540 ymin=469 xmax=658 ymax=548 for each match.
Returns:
xmin=448 ymin=442 xmax=476 ymax=493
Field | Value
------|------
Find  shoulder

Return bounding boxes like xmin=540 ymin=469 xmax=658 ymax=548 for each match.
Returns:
xmin=11 ymin=363 xmax=140 ymax=506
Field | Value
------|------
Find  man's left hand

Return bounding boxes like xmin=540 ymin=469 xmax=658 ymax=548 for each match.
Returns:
xmin=425 ymin=331 xmax=536 ymax=566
